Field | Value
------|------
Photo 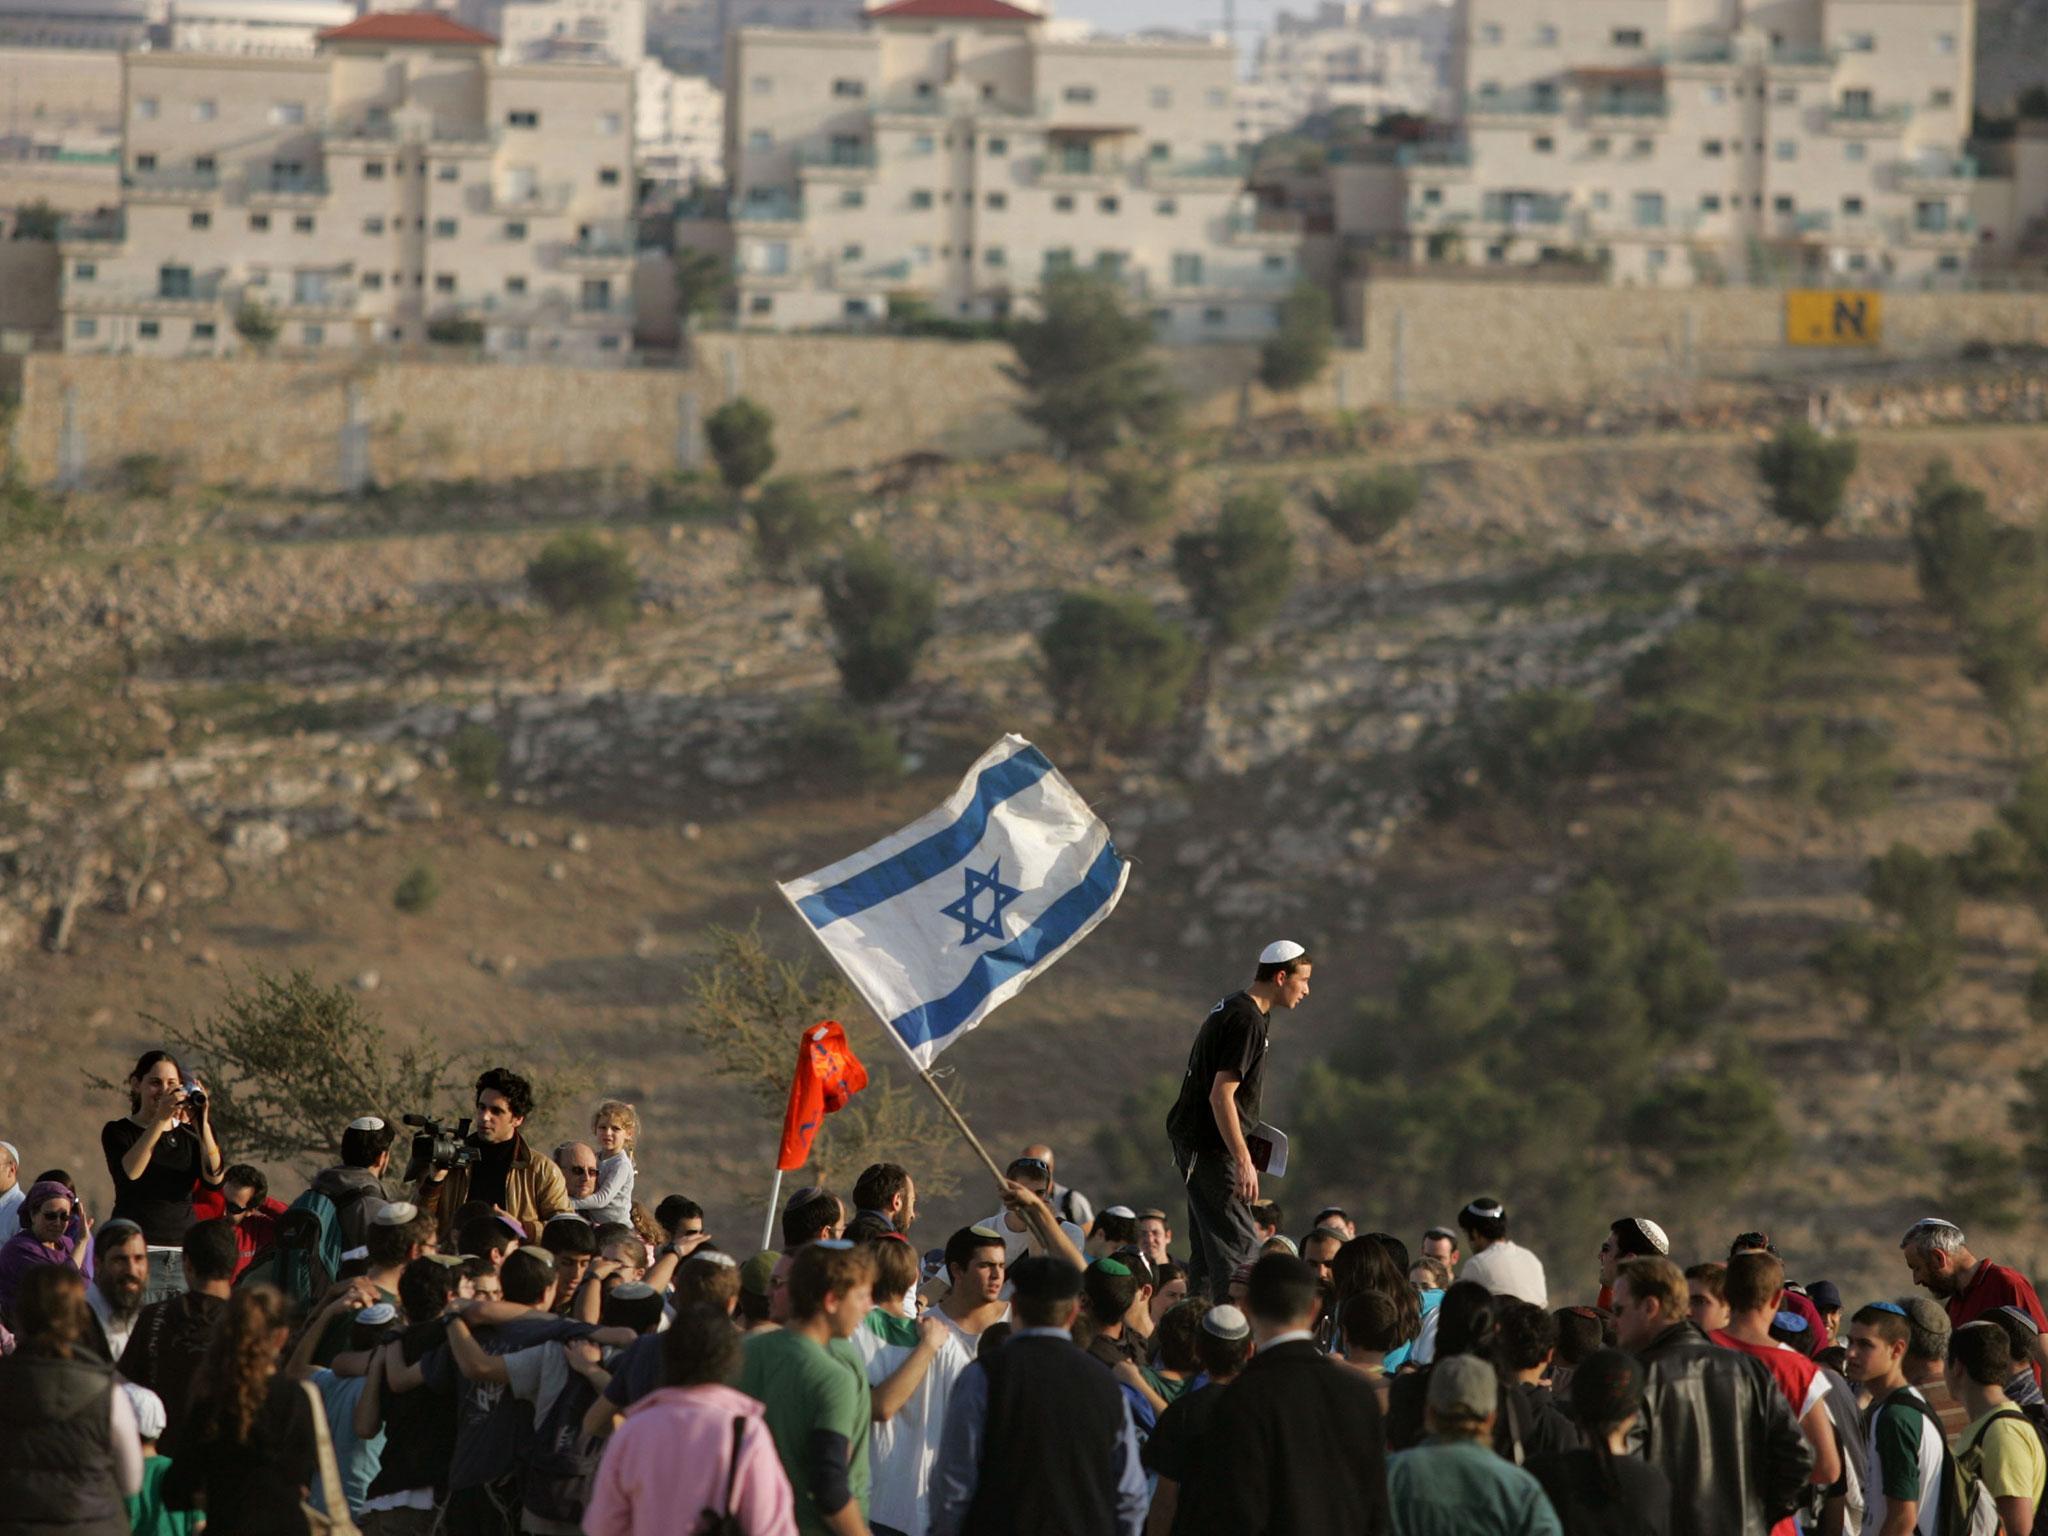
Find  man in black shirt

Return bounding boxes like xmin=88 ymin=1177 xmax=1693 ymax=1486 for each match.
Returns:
xmin=1165 ymin=940 xmax=1314 ymax=1300
xmin=1145 ymin=1303 xmax=1253 ymax=1535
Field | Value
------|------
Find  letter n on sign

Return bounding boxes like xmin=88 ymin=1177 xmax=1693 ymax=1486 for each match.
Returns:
xmin=1786 ymin=290 xmax=1883 ymax=348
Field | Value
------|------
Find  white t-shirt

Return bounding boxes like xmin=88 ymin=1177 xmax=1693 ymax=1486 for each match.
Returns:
xmin=1862 ymin=1386 xmax=1946 ymax=1536
xmin=1458 ymin=1240 xmax=1548 ymax=1308
xmin=852 ymin=1308 xmax=986 ymax=1536
xmin=975 ymin=1210 xmax=1087 ymax=1269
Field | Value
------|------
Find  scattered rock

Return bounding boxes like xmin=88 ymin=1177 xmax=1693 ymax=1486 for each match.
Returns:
xmin=545 ymin=860 xmax=568 ymax=881
xmin=221 ymin=819 xmax=291 ymax=865
xmin=353 ymin=970 xmax=381 ymax=992
xmin=566 ymin=831 xmax=591 ymax=853
xmin=682 ymin=822 xmax=702 ymax=841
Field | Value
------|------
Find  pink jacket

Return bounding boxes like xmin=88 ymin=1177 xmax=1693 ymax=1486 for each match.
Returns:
xmin=581 ymin=1383 xmax=797 ymax=1536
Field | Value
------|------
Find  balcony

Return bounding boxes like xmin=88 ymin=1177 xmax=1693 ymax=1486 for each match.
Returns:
xmin=273 ymin=283 xmax=359 ymax=317
xmin=1663 ymin=39 xmax=1737 ymax=66
xmin=1465 ymin=88 xmax=1562 ymax=124
xmin=1477 ymin=193 xmax=1571 ymax=232
xmin=732 ymin=191 xmax=803 ymax=230
xmin=555 ymin=221 xmax=635 ymax=271
xmin=246 ymin=173 xmax=329 ymax=207
xmin=67 ymin=275 xmax=225 ymax=314
xmin=1767 ymin=44 xmax=1836 ymax=72
xmin=1583 ymin=93 xmax=1669 ymax=123
xmin=869 ymin=94 xmax=949 ymax=124
xmin=492 ymin=179 xmax=574 ymax=214
xmin=1222 ymin=208 xmax=1305 ymax=247
xmin=796 ymin=143 xmax=877 ymax=182
xmin=124 ymin=167 xmax=219 ymax=204
xmin=1396 ymin=141 xmax=1471 ymax=178
xmin=56 ymin=211 xmax=125 ymax=250
xmin=1828 ymin=101 xmax=1912 ymax=136
xmin=1900 ymin=212 xmax=1977 ymax=248
xmin=1033 ymin=153 xmax=1132 ymax=191
xmin=1142 ymin=155 xmax=1249 ymax=190
xmin=1896 ymin=154 xmax=1978 ymax=193
xmin=323 ymin=119 xmax=499 ymax=154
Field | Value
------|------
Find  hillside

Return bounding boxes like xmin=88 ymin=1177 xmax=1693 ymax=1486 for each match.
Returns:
xmin=7 ymin=403 xmax=2048 ymax=1305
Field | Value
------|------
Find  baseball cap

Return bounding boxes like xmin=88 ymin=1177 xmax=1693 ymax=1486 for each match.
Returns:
xmin=1428 ymin=1355 xmax=1497 ymax=1421
xmin=1202 ymin=1304 xmax=1251 ymax=1341
xmin=1259 ymin=940 xmax=1306 ymax=966
xmin=739 ymin=1251 xmax=781 ymax=1298
xmin=1806 ymin=1280 xmax=1843 ymax=1313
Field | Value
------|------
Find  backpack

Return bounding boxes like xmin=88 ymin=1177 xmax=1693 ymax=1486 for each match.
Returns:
xmin=519 ymin=1366 xmax=602 ymax=1525
xmin=240 ymin=1185 xmax=372 ymax=1311
xmin=698 ymin=1417 xmax=750 ymax=1536
xmin=1883 ymin=1391 xmax=2013 ymax=1536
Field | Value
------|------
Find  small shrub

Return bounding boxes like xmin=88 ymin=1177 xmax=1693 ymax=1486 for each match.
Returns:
xmin=527 ymin=530 xmax=636 ymax=625
xmin=1310 ymin=467 xmax=1419 ymax=547
xmin=425 ymin=317 xmax=484 ymax=347
xmin=750 ymin=478 xmax=836 ymax=578
xmin=1039 ymin=590 xmax=1196 ymax=757
xmin=0 ymin=478 xmax=67 ymax=542
xmin=818 ymin=541 xmax=938 ymax=704
xmin=1258 ymin=279 xmax=1334 ymax=393
xmin=1756 ymin=421 xmax=1858 ymax=533
xmin=1094 ymin=454 xmax=1179 ymax=532
xmin=448 ymin=724 xmax=504 ymax=797
xmin=1172 ymin=485 xmax=1294 ymax=648
xmin=117 ymin=452 xmax=176 ymax=498
xmin=393 ymin=861 xmax=440 ymax=914
xmin=648 ymin=473 xmax=724 ymax=523
xmin=785 ymin=704 xmax=904 ymax=788
xmin=1772 ymin=716 xmax=1896 ymax=820
xmin=233 ymin=300 xmax=280 ymax=350
xmin=706 ymin=397 xmax=776 ymax=497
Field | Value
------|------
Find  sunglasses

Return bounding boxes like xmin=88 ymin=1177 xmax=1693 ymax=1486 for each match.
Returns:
xmin=1010 ymin=1158 xmax=1051 ymax=1175
xmin=36 ymin=1206 xmax=74 ymax=1223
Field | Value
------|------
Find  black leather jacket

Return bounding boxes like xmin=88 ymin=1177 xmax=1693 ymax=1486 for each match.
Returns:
xmin=1637 ymin=1321 xmax=1815 ymax=1536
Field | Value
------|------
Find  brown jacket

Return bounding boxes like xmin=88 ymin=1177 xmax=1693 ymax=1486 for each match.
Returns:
xmin=415 ymin=1131 xmax=571 ymax=1245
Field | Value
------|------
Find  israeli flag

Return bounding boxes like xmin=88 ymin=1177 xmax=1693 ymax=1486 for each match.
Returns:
xmin=777 ymin=734 xmax=1129 ymax=1070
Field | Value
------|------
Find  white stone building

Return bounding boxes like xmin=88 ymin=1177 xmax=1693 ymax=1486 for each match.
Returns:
xmin=0 ymin=0 xmax=157 ymax=50
xmin=1240 ymin=0 xmax=1453 ymax=143
xmin=58 ymin=9 xmax=637 ymax=358
xmin=716 ymin=0 xmax=1302 ymax=339
xmin=166 ymin=0 xmax=357 ymax=55
xmin=1339 ymin=0 xmax=1985 ymax=289
xmin=635 ymin=54 xmax=719 ymax=186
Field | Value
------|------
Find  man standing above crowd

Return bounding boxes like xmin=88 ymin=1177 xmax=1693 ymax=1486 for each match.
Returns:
xmin=1611 ymin=1255 xmax=1811 ymax=1536
xmin=1166 ymin=941 xmax=1313 ymax=1300
xmin=1187 ymin=1253 xmax=1388 ymax=1535
xmin=929 ymin=1255 xmax=1144 ymax=1536
xmin=1901 ymin=1219 xmax=2048 ymax=1341
xmin=1455 ymin=1200 xmax=1548 ymax=1309
xmin=415 ymin=1069 xmax=571 ymax=1247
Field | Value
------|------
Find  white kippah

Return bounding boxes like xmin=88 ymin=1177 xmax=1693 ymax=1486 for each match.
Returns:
xmin=348 ymin=1116 xmax=386 ymax=1131
xmin=1259 ymin=940 xmax=1306 ymax=966
xmin=1103 ymin=1205 xmax=1137 ymax=1220
xmin=1202 ymin=1304 xmax=1251 ymax=1340
xmin=371 ymin=1201 xmax=419 ymax=1227
xmin=1634 ymin=1217 xmax=1670 ymax=1255
xmin=691 ymin=1251 xmax=739 ymax=1269
xmin=356 ymin=1303 xmax=398 ymax=1326
xmin=341 ymin=1245 xmax=370 ymax=1263
xmin=122 ymin=1383 xmax=167 ymax=1442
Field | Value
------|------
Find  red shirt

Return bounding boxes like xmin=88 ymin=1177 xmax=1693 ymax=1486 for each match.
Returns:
xmin=190 ymin=1189 xmax=287 ymax=1278
xmin=1947 ymin=1260 xmax=2048 ymax=1332
xmin=1714 ymin=1331 xmax=1829 ymax=1536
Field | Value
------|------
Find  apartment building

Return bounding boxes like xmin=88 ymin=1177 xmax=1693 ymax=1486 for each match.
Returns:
xmin=459 ymin=0 xmax=644 ymax=66
xmin=1238 ymin=0 xmax=1453 ymax=143
xmin=58 ymin=10 xmax=637 ymax=359
xmin=636 ymin=55 xmax=720 ymax=188
xmin=0 ymin=0 xmax=157 ymax=50
xmin=718 ymin=0 xmax=1301 ymax=340
xmin=166 ymin=0 xmax=358 ymax=55
xmin=1349 ymin=0 xmax=1981 ymax=288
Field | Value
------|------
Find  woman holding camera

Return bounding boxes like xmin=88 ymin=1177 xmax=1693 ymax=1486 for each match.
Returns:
xmin=101 ymin=1051 xmax=225 ymax=1306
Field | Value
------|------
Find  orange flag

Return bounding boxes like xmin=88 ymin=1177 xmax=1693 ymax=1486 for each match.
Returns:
xmin=776 ymin=1021 xmax=868 ymax=1172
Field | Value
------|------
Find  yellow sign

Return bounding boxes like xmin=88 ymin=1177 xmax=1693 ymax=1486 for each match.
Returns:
xmin=1786 ymin=290 xmax=1883 ymax=347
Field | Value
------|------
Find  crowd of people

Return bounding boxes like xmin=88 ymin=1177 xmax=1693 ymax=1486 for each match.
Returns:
xmin=4 ymin=998 xmax=2048 ymax=1536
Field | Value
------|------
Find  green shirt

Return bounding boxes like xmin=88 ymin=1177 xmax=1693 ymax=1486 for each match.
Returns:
xmin=125 ymin=1456 xmax=201 ymax=1536
xmin=1388 ymin=1436 xmax=1563 ymax=1536
xmin=739 ymin=1326 xmax=872 ymax=1536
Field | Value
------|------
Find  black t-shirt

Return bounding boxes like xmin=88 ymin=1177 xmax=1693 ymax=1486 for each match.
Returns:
xmin=1144 ymin=1379 xmax=1226 ymax=1483
xmin=1529 ymin=1447 xmax=1674 ymax=1536
xmin=163 ymin=1373 xmax=316 ymax=1536
xmin=367 ymin=1318 xmax=455 ymax=1499
xmin=101 ymin=1118 xmax=218 ymax=1245
xmin=118 ymin=1290 xmax=230 ymax=1445
xmin=1166 ymin=993 xmax=1271 ymax=1158
xmin=469 ymin=1137 xmax=515 ymax=1212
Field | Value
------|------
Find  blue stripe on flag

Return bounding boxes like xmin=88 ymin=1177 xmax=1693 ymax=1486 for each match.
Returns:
xmin=793 ymin=744 xmax=1055 ymax=928
xmin=888 ymin=840 xmax=1124 ymax=1050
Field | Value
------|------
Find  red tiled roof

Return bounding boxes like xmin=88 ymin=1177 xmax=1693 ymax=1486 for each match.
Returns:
xmin=318 ymin=11 xmax=498 ymax=47
xmin=867 ymin=0 xmax=1040 ymax=22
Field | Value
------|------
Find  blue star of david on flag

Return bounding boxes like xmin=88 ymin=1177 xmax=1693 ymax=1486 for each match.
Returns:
xmin=777 ymin=735 xmax=1130 ymax=1069
xmin=941 ymin=859 xmax=1021 ymax=945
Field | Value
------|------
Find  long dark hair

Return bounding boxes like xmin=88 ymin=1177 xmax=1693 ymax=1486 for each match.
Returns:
xmin=1569 ymin=1347 xmax=1647 ymax=1507
xmin=1435 ymin=1280 xmax=1499 ymax=1360
xmin=125 ymin=1050 xmax=183 ymax=1113
xmin=188 ymin=1285 xmax=286 ymax=1443
xmin=1331 ymin=1235 xmax=1421 ymax=1348
xmin=14 ymin=1266 xmax=91 ymax=1359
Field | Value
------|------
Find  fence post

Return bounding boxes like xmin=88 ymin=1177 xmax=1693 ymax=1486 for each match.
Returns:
xmin=339 ymin=381 xmax=371 ymax=496
xmin=1683 ymin=307 xmax=1698 ymax=376
xmin=676 ymin=390 xmax=701 ymax=472
xmin=1391 ymin=309 xmax=1409 ymax=407
xmin=56 ymin=384 xmax=85 ymax=491
xmin=722 ymin=345 xmax=740 ymax=403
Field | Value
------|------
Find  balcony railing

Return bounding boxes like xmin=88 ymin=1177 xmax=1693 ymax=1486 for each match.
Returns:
xmin=1829 ymin=102 xmax=1912 ymax=129
xmin=733 ymin=191 xmax=803 ymax=224
xmin=247 ymin=173 xmax=329 ymax=200
xmin=1768 ymin=45 xmax=1836 ymax=68
xmin=56 ymin=211 xmax=125 ymax=244
xmin=1896 ymin=154 xmax=1978 ymax=187
xmin=1466 ymin=89 xmax=1562 ymax=118
xmin=796 ymin=143 xmax=878 ymax=171
xmin=1396 ymin=141 xmax=1471 ymax=170
xmin=124 ymin=167 xmax=220 ymax=196
xmin=1479 ymin=195 xmax=1570 ymax=228
xmin=492 ymin=179 xmax=574 ymax=213
xmin=1584 ymin=94 xmax=1668 ymax=119
xmin=1146 ymin=155 xmax=1250 ymax=185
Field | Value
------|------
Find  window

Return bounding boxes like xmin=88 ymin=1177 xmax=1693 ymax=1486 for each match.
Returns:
xmin=433 ymin=218 xmax=457 ymax=237
xmin=1044 ymin=247 xmax=1073 ymax=272
xmin=302 ymin=324 xmax=324 ymax=344
xmin=749 ymin=294 xmax=773 ymax=315
xmin=1479 ymin=22 xmax=1501 ymax=44
xmin=842 ymin=298 xmax=869 ymax=319
xmin=74 ymin=317 xmax=96 ymax=339
xmin=600 ymin=112 xmax=622 ymax=134
xmin=985 ymin=246 xmax=1006 ymax=266
xmin=1775 ymin=140 xmax=1796 ymax=161
xmin=1842 ymin=194 xmax=1864 ymax=215
xmin=1700 ymin=193 xmax=1722 ymax=211
xmin=1776 ymin=85 xmax=1798 ymax=104
xmin=598 ymin=167 xmax=620 ymax=185
xmin=840 ymin=242 xmax=862 ymax=261
xmin=364 ymin=161 xmax=385 ymax=179
xmin=193 ymin=99 xmax=216 ymax=121
xmin=1937 ymin=32 xmax=1957 ymax=54
xmin=1845 ymin=141 xmax=1866 ymax=163
xmin=1533 ymin=135 xmax=1553 ymax=153
xmin=1931 ymin=88 xmax=1954 ymax=108
xmin=1611 ymin=27 xmax=1644 ymax=46
xmin=135 ymin=152 xmax=156 ymax=172
xmin=294 ymin=214 xmax=314 ymax=233
xmin=1939 ymin=253 xmax=1962 ymax=271
xmin=1706 ymin=84 xmax=1726 ymax=105
xmin=507 ymin=109 xmax=539 ymax=128
xmin=70 ymin=260 xmax=96 ymax=284
xmin=1063 ymin=85 xmax=1095 ymax=104
xmin=1099 ymin=195 xmax=1118 ymax=213
xmin=189 ymin=210 xmax=210 ymax=230
xmin=159 ymin=264 xmax=192 ymax=298
xmin=136 ymin=96 xmax=157 ymax=120
xmin=195 ymin=155 xmax=216 ymax=174
xmin=1774 ymin=195 xmax=1794 ymax=213
xmin=1150 ymin=140 xmax=1171 ymax=161
xmin=1591 ymin=190 xmax=1610 ymax=210
xmin=910 ymin=189 xmax=934 ymax=209
xmin=912 ymin=133 xmax=935 ymax=154
xmin=1916 ymin=200 xmax=1950 ymax=232
xmin=986 ymin=191 xmax=1006 ymax=209
xmin=1156 ymin=198 xmax=1177 ymax=215
xmin=434 ymin=273 xmax=455 ymax=293
xmin=1844 ymin=30 xmax=1874 ymax=51
xmin=270 ymin=101 xmax=304 ymax=125
xmin=914 ymin=80 xmax=934 ymax=97
xmin=839 ymin=188 xmax=864 ymax=208
xmin=1204 ymin=88 xmax=1226 ymax=108
xmin=1535 ymin=23 xmax=1558 ymax=46
xmin=986 ymin=136 xmax=1007 ymax=156
xmin=1702 ymin=139 xmax=1723 ymax=157
xmin=507 ymin=275 xmax=527 ymax=294
xmin=1054 ymin=194 xmax=1074 ymax=212
xmin=580 ymin=278 xmax=610 ymax=311
xmin=1263 ymin=252 xmax=1287 ymax=271
xmin=1632 ymin=137 xmax=1653 ymax=156
xmin=504 ymin=221 xmax=526 ymax=239
xmin=364 ymin=216 xmax=385 ymax=235
xmin=1171 ymin=251 xmax=1203 ymax=286
xmin=1646 ymin=248 xmax=1667 ymax=271
xmin=1421 ymin=186 xmax=1443 ymax=205
xmin=193 ymin=321 xmax=215 ymax=339
xmin=1203 ymin=307 xmax=1225 ymax=325
xmin=138 ymin=319 xmax=158 ymax=338
xmin=747 ymin=130 xmax=772 ymax=150
xmin=363 ymin=271 xmax=383 ymax=290
xmin=1632 ymin=191 xmax=1665 ymax=228
xmin=832 ymin=77 xmax=864 ymax=98
xmin=437 ymin=164 xmax=458 ymax=182
xmin=1150 ymin=86 xmax=1170 ymax=108
xmin=1589 ymin=136 xmax=1610 ymax=155
xmin=912 ymin=244 xmax=932 ymax=265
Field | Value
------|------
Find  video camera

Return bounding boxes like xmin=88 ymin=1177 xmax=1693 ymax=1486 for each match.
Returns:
xmin=401 ymin=1114 xmax=481 ymax=1184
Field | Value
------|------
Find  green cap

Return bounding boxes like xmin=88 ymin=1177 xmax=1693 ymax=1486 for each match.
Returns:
xmin=1092 ymin=1258 xmax=1132 ymax=1278
xmin=740 ymin=1250 xmax=781 ymax=1297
